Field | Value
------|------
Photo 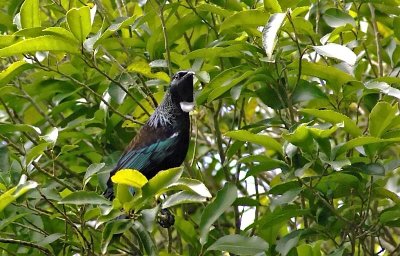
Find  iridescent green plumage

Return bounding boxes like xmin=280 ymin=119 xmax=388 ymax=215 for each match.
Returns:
xmin=104 ymin=71 xmax=194 ymax=199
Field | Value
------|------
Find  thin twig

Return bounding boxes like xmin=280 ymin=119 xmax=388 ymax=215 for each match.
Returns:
xmin=157 ymin=0 xmax=172 ymax=76
xmin=0 ymin=238 xmax=52 ymax=255
xmin=368 ymin=3 xmax=383 ymax=77
xmin=35 ymin=63 xmax=144 ymax=125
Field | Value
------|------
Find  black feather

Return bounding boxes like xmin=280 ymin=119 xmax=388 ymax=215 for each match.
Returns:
xmin=104 ymin=71 xmax=194 ymax=199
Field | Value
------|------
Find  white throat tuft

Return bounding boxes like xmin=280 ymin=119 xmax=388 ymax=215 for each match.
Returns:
xmin=180 ymin=102 xmax=194 ymax=112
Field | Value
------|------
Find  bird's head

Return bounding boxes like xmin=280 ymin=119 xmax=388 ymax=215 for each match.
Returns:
xmin=169 ymin=71 xmax=194 ymax=112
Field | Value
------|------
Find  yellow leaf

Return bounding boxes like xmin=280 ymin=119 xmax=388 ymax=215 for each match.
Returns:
xmin=128 ymin=60 xmax=170 ymax=82
xmin=111 ymin=169 xmax=148 ymax=189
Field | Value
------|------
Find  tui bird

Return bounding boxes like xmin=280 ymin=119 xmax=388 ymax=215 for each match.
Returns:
xmin=104 ymin=71 xmax=194 ymax=200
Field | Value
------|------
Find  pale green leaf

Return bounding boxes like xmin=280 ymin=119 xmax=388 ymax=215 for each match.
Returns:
xmin=20 ymin=0 xmax=41 ymax=29
xmin=207 ymin=234 xmax=268 ymax=255
xmin=300 ymin=109 xmax=362 ymax=137
xmin=66 ymin=6 xmax=92 ymax=42
xmin=262 ymin=13 xmax=286 ymax=60
xmin=83 ymin=163 xmax=105 ymax=187
xmin=197 ymin=3 xmax=233 ymax=17
xmin=313 ymin=43 xmax=357 ymax=65
xmin=0 ymin=60 xmax=32 ymax=85
xmin=25 ymin=142 xmax=49 ymax=166
xmin=128 ymin=60 xmax=170 ymax=82
xmin=263 ymin=0 xmax=282 ymax=12
xmin=0 ymin=181 xmax=38 ymax=212
xmin=288 ymin=61 xmax=355 ymax=92
xmin=323 ymin=8 xmax=355 ymax=28
xmin=220 ymin=10 xmax=269 ymax=33
xmin=225 ymin=130 xmax=282 ymax=154
xmin=200 ymin=182 xmax=237 ymax=245
xmin=166 ymin=177 xmax=212 ymax=198
xmin=59 ymin=191 xmax=111 ymax=205
xmin=335 ymin=136 xmax=400 ymax=156
xmin=162 ymin=191 xmax=207 ymax=208
xmin=0 ymin=35 xmax=80 ymax=57
xmin=369 ymin=102 xmax=398 ymax=137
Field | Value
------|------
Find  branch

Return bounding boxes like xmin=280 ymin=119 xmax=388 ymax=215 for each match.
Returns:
xmin=0 ymin=238 xmax=52 ymax=256
xmin=157 ymin=0 xmax=172 ymax=76
xmin=368 ymin=3 xmax=383 ymax=77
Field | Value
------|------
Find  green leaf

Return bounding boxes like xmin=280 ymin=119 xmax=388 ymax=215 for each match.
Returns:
xmin=225 ymin=130 xmax=282 ymax=154
xmin=0 ymin=35 xmax=80 ymax=57
xmin=248 ymin=205 xmax=308 ymax=230
xmin=365 ymin=81 xmax=400 ymax=99
xmin=128 ymin=60 xmax=170 ymax=82
xmin=37 ymin=233 xmax=64 ymax=247
xmin=313 ymin=43 xmax=356 ymax=65
xmin=41 ymin=127 xmax=58 ymax=147
xmin=96 ymin=15 xmax=137 ymax=46
xmin=196 ymin=66 xmax=244 ymax=105
xmin=59 ymin=191 xmax=111 ymax=205
xmin=102 ymin=220 xmax=134 ymax=254
xmin=25 ymin=142 xmax=49 ymax=166
xmin=207 ymin=234 xmax=268 ymax=255
xmin=116 ymin=184 xmax=134 ymax=204
xmin=335 ymin=136 xmax=400 ymax=156
xmin=369 ymin=102 xmax=398 ymax=137
xmin=0 ymin=213 xmax=28 ymax=231
xmin=43 ymin=27 xmax=79 ymax=43
xmin=300 ymin=109 xmax=362 ymax=137
xmin=83 ymin=163 xmax=105 ymax=187
xmin=165 ymin=177 xmax=212 ymax=198
xmin=373 ymin=187 xmax=400 ymax=204
xmin=143 ymin=167 xmax=183 ymax=196
xmin=394 ymin=17 xmax=400 ymax=40
xmin=131 ymin=167 xmax=183 ymax=210
xmin=185 ymin=44 xmax=252 ymax=60
xmin=111 ymin=169 xmax=148 ymax=189
xmin=66 ymin=6 xmax=92 ymax=42
xmin=162 ymin=191 xmax=207 ymax=208
xmin=20 ymin=0 xmax=41 ymax=29
xmin=263 ymin=0 xmax=282 ymax=12
xmin=380 ymin=206 xmax=400 ymax=226
xmin=262 ymin=13 xmax=286 ymax=60
xmin=0 ymin=35 xmax=19 ymax=48
xmin=131 ymin=221 xmax=158 ymax=256
xmin=289 ymin=61 xmax=355 ymax=92
xmin=207 ymin=69 xmax=256 ymax=102
xmin=0 ymin=181 xmax=38 ymax=212
xmin=0 ymin=123 xmax=41 ymax=134
xmin=200 ymin=182 xmax=237 ymax=245
xmin=363 ymin=163 xmax=385 ymax=176
xmin=240 ymin=156 xmax=288 ymax=178
xmin=315 ymin=173 xmax=360 ymax=198
xmin=322 ymin=8 xmax=355 ymax=28
xmin=308 ymin=124 xmax=339 ymax=138
xmin=0 ymin=60 xmax=33 ymax=85
xmin=283 ymin=124 xmax=312 ymax=145
xmin=220 ymin=10 xmax=269 ymax=33
xmin=175 ymin=216 xmax=199 ymax=249
xmin=276 ymin=231 xmax=302 ymax=256
xmin=197 ymin=3 xmax=233 ymax=17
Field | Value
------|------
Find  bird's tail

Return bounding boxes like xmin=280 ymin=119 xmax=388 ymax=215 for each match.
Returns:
xmin=103 ymin=167 xmax=117 ymax=200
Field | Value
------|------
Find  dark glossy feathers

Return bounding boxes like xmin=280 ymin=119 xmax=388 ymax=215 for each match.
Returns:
xmin=104 ymin=71 xmax=194 ymax=199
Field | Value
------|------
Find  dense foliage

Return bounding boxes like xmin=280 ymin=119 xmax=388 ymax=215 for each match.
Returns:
xmin=0 ymin=0 xmax=400 ymax=255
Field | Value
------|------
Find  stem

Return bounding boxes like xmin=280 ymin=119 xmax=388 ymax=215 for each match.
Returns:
xmin=157 ymin=0 xmax=172 ymax=76
xmin=0 ymin=238 xmax=52 ymax=256
xmin=212 ymin=101 xmax=231 ymax=182
xmin=368 ymin=3 xmax=383 ymax=77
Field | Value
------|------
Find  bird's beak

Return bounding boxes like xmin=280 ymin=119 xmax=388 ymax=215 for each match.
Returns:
xmin=180 ymin=101 xmax=194 ymax=112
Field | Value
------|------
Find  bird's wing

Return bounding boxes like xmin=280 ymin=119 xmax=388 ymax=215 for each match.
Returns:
xmin=114 ymin=129 xmax=179 ymax=176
